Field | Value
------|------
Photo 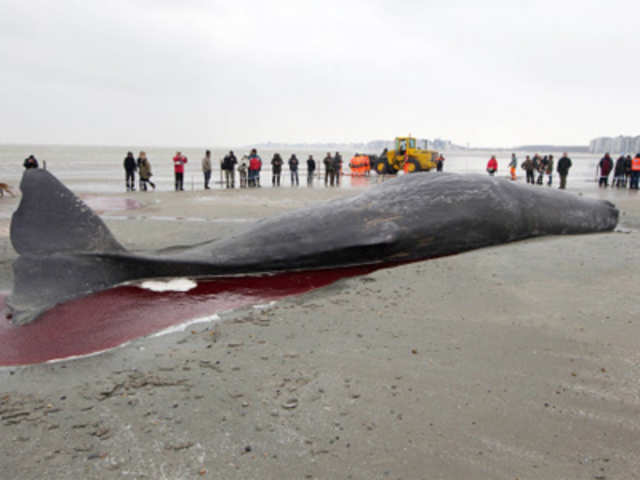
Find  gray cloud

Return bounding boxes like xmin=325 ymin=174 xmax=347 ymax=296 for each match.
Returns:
xmin=1 ymin=0 xmax=638 ymax=147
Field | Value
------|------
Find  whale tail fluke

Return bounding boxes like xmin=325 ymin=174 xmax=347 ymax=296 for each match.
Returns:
xmin=11 ymin=169 xmax=125 ymax=256
xmin=8 ymin=170 xmax=131 ymax=325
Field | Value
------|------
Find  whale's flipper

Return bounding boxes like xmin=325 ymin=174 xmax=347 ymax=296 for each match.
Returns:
xmin=11 ymin=169 xmax=125 ymax=255
xmin=8 ymin=170 xmax=131 ymax=325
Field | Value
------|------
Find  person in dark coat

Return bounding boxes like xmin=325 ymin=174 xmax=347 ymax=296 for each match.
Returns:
xmin=123 ymin=151 xmax=137 ymax=191
xmin=598 ymin=153 xmax=614 ymax=188
xmin=288 ymin=154 xmax=299 ymax=187
xmin=323 ymin=153 xmax=334 ymax=187
xmin=23 ymin=155 xmax=39 ymax=169
xmin=521 ymin=156 xmax=535 ymax=184
xmin=531 ymin=154 xmax=540 ymax=179
xmin=333 ymin=152 xmax=343 ymax=186
xmin=557 ymin=152 xmax=572 ymax=189
xmin=271 ymin=153 xmax=283 ymax=187
xmin=307 ymin=155 xmax=316 ymax=187
xmin=222 ymin=150 xmax=237 ymax=188
xmin=614 ymin=155 xmax=627 ymax=188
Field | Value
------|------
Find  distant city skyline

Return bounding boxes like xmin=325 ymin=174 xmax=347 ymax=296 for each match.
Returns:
xmin=2 ymin=1 xmax=639 ymax=148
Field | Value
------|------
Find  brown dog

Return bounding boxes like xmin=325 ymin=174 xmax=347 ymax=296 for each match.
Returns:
xmin=0 ymin=183 xmax=16 ymax=198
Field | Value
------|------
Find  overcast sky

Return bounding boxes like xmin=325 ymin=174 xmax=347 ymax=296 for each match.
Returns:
xmin=1 ymin=0 xmax=638 ymax=147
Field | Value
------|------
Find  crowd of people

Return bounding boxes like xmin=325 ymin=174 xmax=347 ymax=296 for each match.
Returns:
xmin=20 ymin=150 xmax=640 ymax=193
xmin=597 ymin=153 xmax=640 ymax=189
xmin=487 ymin=153 xmax=574 ymax=189
xmin=117 ymin=149 xmax=345 ymax=192
xmin=123 ymin=151 xmax=157 ymax=191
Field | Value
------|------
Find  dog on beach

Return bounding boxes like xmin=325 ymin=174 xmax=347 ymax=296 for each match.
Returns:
xmin=0 ymin=183 xmax=16 ymax=198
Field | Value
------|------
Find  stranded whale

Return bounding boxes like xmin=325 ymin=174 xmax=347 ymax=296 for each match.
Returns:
xmin=8 ymin=169 xmax=618 ymax=325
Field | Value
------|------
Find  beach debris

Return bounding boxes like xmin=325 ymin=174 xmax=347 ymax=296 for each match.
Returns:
xmin=282 ymin=398 xmax=299 ymax=409
xmin=97 ymin=372 xmax=189 ymax=400
xmin=165 ymin=441 xmax=194 ymax=451
xmin=91 ymin=425 xmax=111 ymax=439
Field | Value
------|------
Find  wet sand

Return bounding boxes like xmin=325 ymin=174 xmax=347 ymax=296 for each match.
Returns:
xmin=1 ymin=179 xmax=639 ymax=479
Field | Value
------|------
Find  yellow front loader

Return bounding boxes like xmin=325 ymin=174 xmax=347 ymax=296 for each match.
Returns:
xmin=374 ymin=136 xmax=438 ymax=175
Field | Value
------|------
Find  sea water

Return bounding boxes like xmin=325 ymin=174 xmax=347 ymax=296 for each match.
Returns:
xmin=0 ymin=144 xmax=613 ymax=193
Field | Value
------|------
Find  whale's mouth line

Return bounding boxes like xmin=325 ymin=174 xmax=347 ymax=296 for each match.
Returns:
xmin=0 ymin=264 xmax=384 ymax=367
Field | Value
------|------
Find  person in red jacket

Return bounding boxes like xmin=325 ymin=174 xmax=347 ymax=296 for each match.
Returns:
xmin=486 ymin=155 xmax=498 ymax=176
xmin=248 ymin=149 xmax=262 ymax=188
xmin=173 ymin=151 xmax=188 ymax=191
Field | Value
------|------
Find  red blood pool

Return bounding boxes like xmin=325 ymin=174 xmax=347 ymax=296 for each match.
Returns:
xmin=0 ymin=266 xmax=378 ymax=366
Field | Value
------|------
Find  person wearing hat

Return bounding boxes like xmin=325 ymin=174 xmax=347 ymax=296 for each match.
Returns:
xmin=23 ymin=155 xmax=39 ymax=170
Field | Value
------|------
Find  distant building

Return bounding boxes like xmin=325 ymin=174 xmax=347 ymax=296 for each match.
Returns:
xmin=589 ymin=135 xmax=640 ymax=154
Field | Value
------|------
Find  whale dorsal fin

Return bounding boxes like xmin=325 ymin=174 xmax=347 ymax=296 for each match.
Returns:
xmin=10 ymin=169 xmax=124 ymax=255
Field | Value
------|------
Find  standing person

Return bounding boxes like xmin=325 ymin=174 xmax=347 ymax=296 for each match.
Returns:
xmin=598 ymin=153 xmax=613 ymax=188
xmin=238 ymin=156 xmax=248 ymax=188
xmin=222 ymin=150 xmax=237 ymax=188
xmin=123 ymin=151 xmax=137 ymax=191
xmin=307 ymin=155 xmax=316 ymax=187
xmin=630 ymin=153 xmax=640 ymax=190
xmin=23 ymin=155 xmax=39 ymax=169
xmin=508 ymin=153 xmax=517 ymax=180
xmin=486 ymin=155 xmax=498 ymax=176
xmin=248 ymin=149 xmax=262 ymax=188
xmin=323 ymin=152 xmax=333 ymax=187
xmin=624 ymin=154 xmax=633 ymax=187
xmin=532 ymin=154 xmax=541 ymax=184
xmin=271 ymin=153 xmax=283 ymax=187
xmin=436 ymin=154 xmax=445 ymax=172
xmin=557 ymin=152 xmax=572 ymax=189
xmin=333 ymin=152 xmax=343 ymax=186
xmin=545 ymin=154 xmax=554 ymax=186
xmin=137 ymin=151 xmax=155 ymax=191
xmin=537 ymin=156 xmax=547 ymax=185
xmin=614 ymin=155 xmax=627 ymax=188
xmin=173 ymin=151 xmax=188 ymax=191
xmin=521 ymin=155 xmax=535 ymax=184
xmin=288 ymin=154 xmax=299 ymax=187
xmin=202 ymin=150 xmax=212 ymax=189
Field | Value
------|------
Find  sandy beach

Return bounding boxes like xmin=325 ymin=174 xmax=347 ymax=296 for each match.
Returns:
xmin=1 ymin=179 xmax=639 ymax=479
